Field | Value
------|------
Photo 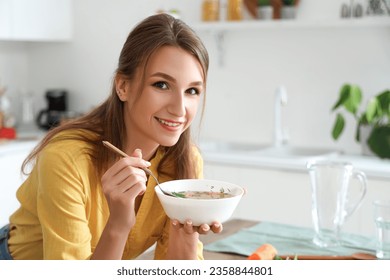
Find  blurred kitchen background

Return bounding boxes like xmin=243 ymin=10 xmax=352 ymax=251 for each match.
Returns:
xmin=0 ymin=0 xmax=389 ymax=237
xmin=1 ymin=0 xmax=389 ymax=150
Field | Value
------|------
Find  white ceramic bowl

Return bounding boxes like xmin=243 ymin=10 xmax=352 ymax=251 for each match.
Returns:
xmin=155 ymin=179 xmax=244 ymax=226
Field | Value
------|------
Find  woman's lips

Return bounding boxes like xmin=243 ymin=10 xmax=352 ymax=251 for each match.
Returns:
xmin=155 ymin=117 xmax=183 ymax=129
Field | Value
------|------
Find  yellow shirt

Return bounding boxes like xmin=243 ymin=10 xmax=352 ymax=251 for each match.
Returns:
xmin=8 ymin=131 xmax=204 ymax=260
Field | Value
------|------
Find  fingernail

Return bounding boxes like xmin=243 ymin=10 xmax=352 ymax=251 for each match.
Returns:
xmin=186 ymin=220 xmax=192 ymax=226
xmin=143 ymin=160 xmax=151 ymax=167
xmin=172 ymin=220 xmax=178 ymax=226
xmin=214 ymin=223 xmax=220 ymax=228
xmin=202 ymin=225 xmax=209 ymax=231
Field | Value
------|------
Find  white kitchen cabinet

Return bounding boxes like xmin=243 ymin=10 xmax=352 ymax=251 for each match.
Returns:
xmin=204 ymin=162 xmax=390 ymax=238
xmin=204 ymin=163 xmax=312 ymax=227
xmin=0 ymin=0 xmax=11 ymax=38
xmin=0 ymin=0 xmax=72 ymax=41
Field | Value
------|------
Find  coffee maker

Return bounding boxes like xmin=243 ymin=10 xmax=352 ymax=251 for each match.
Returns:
xmin=36 ymin=89 xmax=68 ymax=130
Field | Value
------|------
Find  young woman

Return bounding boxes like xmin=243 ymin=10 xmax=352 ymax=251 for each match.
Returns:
xmin=0 ymin=13 xmax=221 ymax=260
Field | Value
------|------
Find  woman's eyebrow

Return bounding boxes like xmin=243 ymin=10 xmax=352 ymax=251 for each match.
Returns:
xmin=151 ymin=72 xmax=203 ymax=87
xmin=151 ymin=72 xmax=175 ymax=82
xmin=189 ymin=81 xmax=204 ymax=87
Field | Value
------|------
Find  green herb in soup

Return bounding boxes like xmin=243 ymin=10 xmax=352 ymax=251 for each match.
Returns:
xmin=174 ymin=186 xmax=234 ymax=199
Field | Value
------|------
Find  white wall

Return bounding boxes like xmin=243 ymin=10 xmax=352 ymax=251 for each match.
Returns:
xmin=0 ymin=41 xmax=29 ymax=115
xmin=199 ymin=26 xmax=390 ymax=153
xmin=0 ymin=0 xmax=389 ymax=154
xmin=24 ymin=0 xmax=203 ymax=114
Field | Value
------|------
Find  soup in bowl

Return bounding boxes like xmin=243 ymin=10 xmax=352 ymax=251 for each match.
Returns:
xmin=155 ymin=179 xmax=244 ymax=226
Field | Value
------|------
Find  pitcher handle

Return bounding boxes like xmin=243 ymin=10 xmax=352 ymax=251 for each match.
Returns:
xmin=345 ymin=169 xmax=367 ymax=218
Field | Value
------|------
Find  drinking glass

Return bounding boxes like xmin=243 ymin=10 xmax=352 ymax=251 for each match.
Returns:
xmin=373 ymin=200 xmax=390 ymax=259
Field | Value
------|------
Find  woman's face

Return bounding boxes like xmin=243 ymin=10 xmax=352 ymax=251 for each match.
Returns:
xmin=118 ymin=46 xmax=205 ymax=151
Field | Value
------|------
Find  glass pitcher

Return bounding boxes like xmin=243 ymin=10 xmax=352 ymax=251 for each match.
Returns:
xmin=307 ymin=160 xmax=367 ymax=247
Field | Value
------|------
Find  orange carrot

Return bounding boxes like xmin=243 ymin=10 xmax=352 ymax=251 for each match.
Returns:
xmin=247 ymin=243 xmax=278 ymax=260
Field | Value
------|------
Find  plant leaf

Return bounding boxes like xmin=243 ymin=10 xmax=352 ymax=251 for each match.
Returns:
xmin=376 ymin=90 xmax=390 ymax=115
xmin=332 ymin=113 xmax=345 ymax=140
xmin=367 ymin=126 xmax=390 ymax=159
xmin=365 ymin=97 xmax=379 ymax=123
xmin=344 ymin=85 xmax=362 ymax=115
xmin=332 ymin=84 xmax=350 ymax=111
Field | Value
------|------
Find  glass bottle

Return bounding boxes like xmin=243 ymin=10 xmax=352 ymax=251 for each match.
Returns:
xmin=0 ymin=86 xmax=16 ymax=128
xmin=202 ymin=0 xmax=220 ymax=22
xmin=227 ymin=0 xmax=243 ymax=21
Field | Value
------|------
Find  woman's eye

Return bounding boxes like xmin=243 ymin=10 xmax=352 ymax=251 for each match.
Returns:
xmin=187 ymin=88 xmax=200 ymax=95
xmin=153 ymin=81 xmax=168 ymax=90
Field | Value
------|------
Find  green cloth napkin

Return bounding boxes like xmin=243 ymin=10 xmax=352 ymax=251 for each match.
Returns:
xmin=204 ymin=221 xmax=376 ymax=256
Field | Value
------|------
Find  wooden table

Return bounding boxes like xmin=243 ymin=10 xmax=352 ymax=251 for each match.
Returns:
xmin=136 ymin=219 xmax=258 ymax=260
xmin=200 ymin=219 xmax=257 ymax=260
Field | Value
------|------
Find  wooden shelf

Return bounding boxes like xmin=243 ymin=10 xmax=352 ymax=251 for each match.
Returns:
xmin=191 ymin=17 xmax=390 ymax=32
xmin=191 ymin=17 xmax=389 ymax=67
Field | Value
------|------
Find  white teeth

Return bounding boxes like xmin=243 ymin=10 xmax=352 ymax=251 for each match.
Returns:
xmin=157 ymin=118 xmax=180 ymax=127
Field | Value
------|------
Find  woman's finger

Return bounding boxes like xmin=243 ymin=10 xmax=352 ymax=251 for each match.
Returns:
xmin=108 ymin=180 xmax=146 ymax=205
xmin=102 ymin=156 xmax=150 ymax=181
xmin=171 ymin=219 xmax=182 ymax=231
xmin=131 ymin=148 xmax=143 ymax=159
xmin=171 ymin=219 xmax=220 ymax=235
xmin=171 ymin=219 xmax=197 ymax=234
xmin=102 ymin=154 xmax=148 ymax=185
xmin=210 ymin=222 xmax=223 ymax=234
xmin=198 ymin=224 xmax=210 ymax=235
xmin=116 ymin=173 xmax=146 ymax=194
xmin=183 ymin=220 xmax=197 ymax=234
xmin=102 ymin=166 xmax=146 ymax=196
xmin=111 ymin=166 xmax=146 ymax=188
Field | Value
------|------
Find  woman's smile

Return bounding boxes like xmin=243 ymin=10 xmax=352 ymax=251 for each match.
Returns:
xmin=155 ymin=117 xmax=184 ymax=130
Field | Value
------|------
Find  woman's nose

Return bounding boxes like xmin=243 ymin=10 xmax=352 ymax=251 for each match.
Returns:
xmin=167 ymin=92 xmax=185 ymax=117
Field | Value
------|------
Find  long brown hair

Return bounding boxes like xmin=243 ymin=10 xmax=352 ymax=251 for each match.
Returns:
xmin=22 ymin=13 xmax=209 ymax=180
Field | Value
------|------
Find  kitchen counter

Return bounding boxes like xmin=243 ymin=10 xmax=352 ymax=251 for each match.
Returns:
xmin=0 ymin=127 xmax=45 ymax=156
xmin=199 ymin=142 xmax=390 ymax=180
xmin=2 ymin=139 xmax=388 ymax=180
xmin=0 ymin=139 xmax=39 ymax=155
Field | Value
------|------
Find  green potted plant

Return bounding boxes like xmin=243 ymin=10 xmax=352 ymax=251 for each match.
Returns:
xmin=257 ymin=0 xmax=273 ymax=20
xmin=331 ymin=84 xmax=390 ymax=159
xmin=258 ymin=0 xmax=271 ymax=4
xmin=281 ymin=0 xmax=298 ymax=19
xmin=282 ymin=0 xmax=296 ymax=5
